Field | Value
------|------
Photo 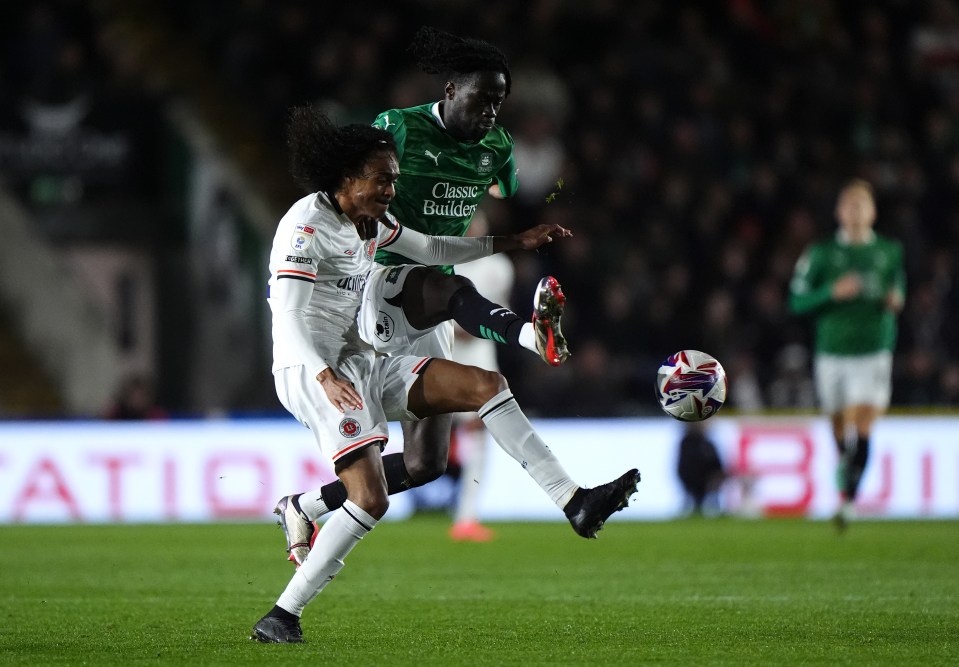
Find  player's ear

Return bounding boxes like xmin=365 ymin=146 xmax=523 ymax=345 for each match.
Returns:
xmin=445 ymin=81 xmax=455 ymax=99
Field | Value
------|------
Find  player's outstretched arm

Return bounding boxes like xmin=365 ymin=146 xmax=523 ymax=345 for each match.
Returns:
xmin=381 ymin=221 xmax=571 ymax=267
xmin=492 ymin=223 xmax=572 ymax=253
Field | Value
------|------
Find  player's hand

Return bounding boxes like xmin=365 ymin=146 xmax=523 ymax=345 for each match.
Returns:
xmin=317 ymin=368 xmax=363 ymax=412
xmin=884 ymin=288 xmax=904 ymax=313
xmin=832 ymin=273 xmax=862 ymax=301
xmin=351 ymin=216 xmax=375 ymax=240
xmin=378 ymin=214 xmax=398 ymax=230
xmin=509 ymin=223 xmax=573 ymax=250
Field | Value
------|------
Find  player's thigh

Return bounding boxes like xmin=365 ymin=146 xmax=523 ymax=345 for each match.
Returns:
xmin=814 ymin=354 xmax=844 ymax=414
xmin=409 ymin=318 xmax=455 ymax=359
xmin=376 ymin=354 xmax=454 ymax=468
xmin=359 ymin=265 xmax=456 ymax=354
xmin=845 ymin=352 xmax=893 ymax=410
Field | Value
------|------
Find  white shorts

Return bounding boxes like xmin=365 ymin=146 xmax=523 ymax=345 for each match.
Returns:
xmin=274 ymin=353 xmax=431 ymax=463
xmin=814 ymin=351 xmax=893 ymax=414
xmin=358 ymin=264 xmax=454 ymax=359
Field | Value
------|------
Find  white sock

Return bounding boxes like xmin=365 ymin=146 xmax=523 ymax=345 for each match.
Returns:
xmin=518 ymin=323 xmax=536 ymax=353
xmin=453 ymin=423 xmax=487 ymax=525
xmin=298 ymin=491 xmax=330 ymax=521
xmin=478 ymin=389 xmax=578 ymax=509
xmin=276 ymin=500 xmax=376 ymax=616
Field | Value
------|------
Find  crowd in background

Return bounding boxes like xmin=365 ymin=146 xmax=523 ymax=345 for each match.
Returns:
xmin=3 ymin=0 xmax=959 ymax=416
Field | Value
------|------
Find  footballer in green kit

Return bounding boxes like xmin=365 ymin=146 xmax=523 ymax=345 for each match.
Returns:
xmin=790 ymin=179 xmax=906 ymax=530
xmin=372 ymin=103 xmax=516 ymax=273
xmin=373 ymin=72 xmax=518 ymax=271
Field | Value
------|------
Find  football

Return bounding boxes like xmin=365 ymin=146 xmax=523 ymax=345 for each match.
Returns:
xmin=655 ymin=350 xmax=727 ymax=421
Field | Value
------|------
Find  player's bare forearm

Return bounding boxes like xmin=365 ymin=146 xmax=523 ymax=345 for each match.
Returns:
xmin=492 ymin=223 xmax=572 ymax=253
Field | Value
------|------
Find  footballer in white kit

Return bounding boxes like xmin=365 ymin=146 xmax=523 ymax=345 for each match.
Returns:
xmin=268 ymin=191 xmax=494 ymax=462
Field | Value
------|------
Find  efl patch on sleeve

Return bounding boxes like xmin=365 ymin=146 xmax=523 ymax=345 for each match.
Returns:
xmin=291 ymin=224 xmax=316 ymax=250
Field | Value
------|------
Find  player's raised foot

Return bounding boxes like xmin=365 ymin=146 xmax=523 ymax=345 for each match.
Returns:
xmin=274 ymin=494 xmax=315 ymax=567
xmin=563 ymin=469 xmax=641 ymax=539
xmin=449 ymin=520 xmax=495 ymax=542
xmin=251 ymin=614 xmax=304 ymax=644
xmin=532 ymin=276 xmax=570 ymax=366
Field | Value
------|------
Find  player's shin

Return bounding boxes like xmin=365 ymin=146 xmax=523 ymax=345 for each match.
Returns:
xmin=448 ymin=285 xmax=524 ymax=347
xmin=477 ymin=389 xmax=578 ymax=508
xmin=845 ymin=435 xmax=871 ymax=501
xmin=276 ymin=500 xmax=377 ymax=615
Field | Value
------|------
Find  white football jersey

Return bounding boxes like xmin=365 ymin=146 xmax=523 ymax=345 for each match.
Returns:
xmin=267 ymin=192 xmax=493 ymax=379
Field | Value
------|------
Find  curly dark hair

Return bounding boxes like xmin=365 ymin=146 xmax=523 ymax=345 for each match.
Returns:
xmin=408 ymin=26 xmax=511 ymax=95
xmin=286 ymin=105 xmax=396 ymax=194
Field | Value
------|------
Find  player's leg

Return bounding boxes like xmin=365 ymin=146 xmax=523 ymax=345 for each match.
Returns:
xmin=253 ymin=446 xmax=386 ymax=643
xmin=408 ymin=359 xmax=641 ymax=538
xmin=290 ymin=324 xmax=456 ymax=538
xmin=401 ymin=266 xmax=570 ymax=366
xmin=830 ymin=410 xmax=849 ymax=487
xmin=360 ymin=265 xmax=569 ymax=366
xmin=836 ymin=351 xmax=892 ymax=526
xmin=845 ymin=404 xmax=878 ymax=502
xmin=815 ymin=353 xmax=854 ymax=529
xmin=254 ymin=363 xmax=390 ymax=643
xmin=449 ymin=417 xmax=494 ymax=541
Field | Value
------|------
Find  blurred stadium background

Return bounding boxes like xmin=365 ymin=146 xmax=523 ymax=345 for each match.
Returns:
xmin=1 ymin=1 xmax=959 ymax=523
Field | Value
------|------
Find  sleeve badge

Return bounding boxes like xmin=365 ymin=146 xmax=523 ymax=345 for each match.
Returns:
xmin=292 ymin=224 xmax=316 ymax=250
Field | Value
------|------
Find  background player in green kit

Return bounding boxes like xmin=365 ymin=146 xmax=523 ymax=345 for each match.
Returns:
xmin=789 ymin=179 xmax=906 ymax=530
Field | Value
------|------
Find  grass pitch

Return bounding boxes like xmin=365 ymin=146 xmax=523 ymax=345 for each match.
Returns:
xmin=1 ymin=517 xmax=957 ymax=665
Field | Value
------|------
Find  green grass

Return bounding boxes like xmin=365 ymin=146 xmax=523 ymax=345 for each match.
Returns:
xmin=1 ymin=517 xmax=957 ymax=665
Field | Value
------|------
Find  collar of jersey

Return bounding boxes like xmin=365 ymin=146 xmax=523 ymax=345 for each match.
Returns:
xmin=316 ymin=190 xmax=347 ymax=217
xmin=836 ymin=228 xmax=876 ymax=246
xmin=430 ymin=102 xmax=448 ymax=130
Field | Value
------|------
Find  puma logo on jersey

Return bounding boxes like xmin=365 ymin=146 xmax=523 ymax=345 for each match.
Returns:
xmin=425 ymin=149 xmax=442 ymax=166
xmin=380 ymin=114 xmax=394 ymax=129
xmin=489 ymin=307 xmax=512 ymax=317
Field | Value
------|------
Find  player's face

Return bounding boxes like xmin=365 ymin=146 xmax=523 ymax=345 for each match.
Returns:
xmin=443 ymin=71 xmax=507 ymax=142
xmin=836 ymin=186 xmax=876 ymax=235
xmin=341 ymin=151 xmax=399 ymax=220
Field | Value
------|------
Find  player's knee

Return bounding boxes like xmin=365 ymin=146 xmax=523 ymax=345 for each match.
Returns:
xmin=352 ymin=490 xmax=389 ymax=520
xmin=474 ymin=369 xmax=508 ymax=404
xmin=440 ymin=273 xmax=475 ymax=305
xmin=405 ymin=454 xmax=447 ymax=485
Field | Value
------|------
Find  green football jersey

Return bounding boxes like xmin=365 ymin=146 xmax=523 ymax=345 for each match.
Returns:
xmin=373 ymin=103 xmax=519 ymax=274
xmin=789 ymin=232 xmax=905 ymax=355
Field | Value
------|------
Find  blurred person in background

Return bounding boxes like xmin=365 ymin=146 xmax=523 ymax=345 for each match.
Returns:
xmin=101 ymin=374 xmax=167 ymax=420
xmin=676 ymin=421 xmax=726 ymax=517
xmin=789 ymin=179 xmax=905 ymax=531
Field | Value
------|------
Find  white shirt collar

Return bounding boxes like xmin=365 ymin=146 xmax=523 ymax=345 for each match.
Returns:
xmin=430 ymin=102 xmax=447 ymax=129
